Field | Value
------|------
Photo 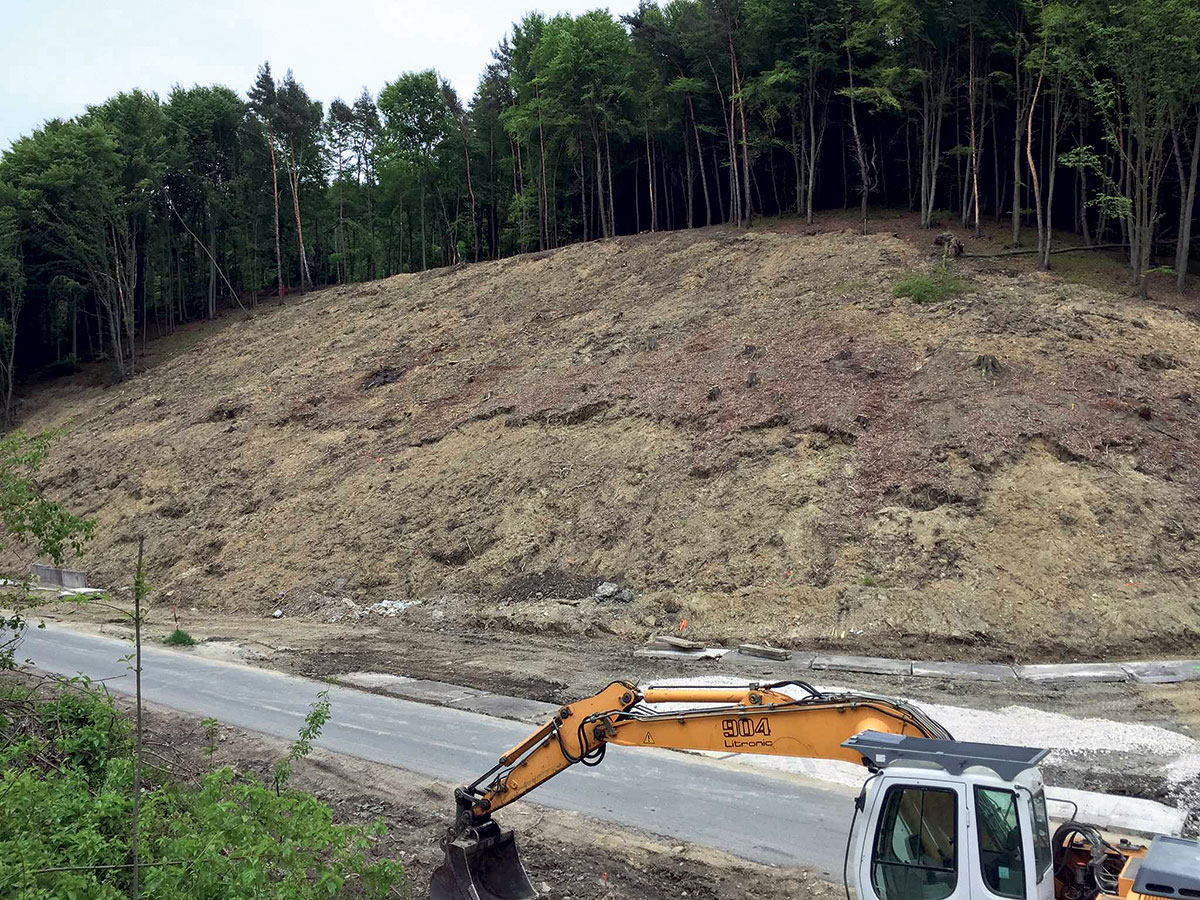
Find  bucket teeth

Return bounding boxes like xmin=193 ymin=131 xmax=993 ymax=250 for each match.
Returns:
xmin=430 ymin=822 xmax=537 ymax=900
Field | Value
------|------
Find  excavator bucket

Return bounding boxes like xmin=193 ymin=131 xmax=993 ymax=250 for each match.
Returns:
xmin=430 ymin=821 xmax=538 ymax=900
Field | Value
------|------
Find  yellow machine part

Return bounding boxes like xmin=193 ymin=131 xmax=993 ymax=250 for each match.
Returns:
xmin=469 ymin=681 xmax=942 ymax=820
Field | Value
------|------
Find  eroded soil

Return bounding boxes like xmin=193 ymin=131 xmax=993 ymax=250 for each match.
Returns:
xmin=13 ymin=219 xmax=1200 ymax=659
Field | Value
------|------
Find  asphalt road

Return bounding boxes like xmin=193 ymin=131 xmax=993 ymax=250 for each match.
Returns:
xmin=18 ymin=623 xmax=856 ymax=873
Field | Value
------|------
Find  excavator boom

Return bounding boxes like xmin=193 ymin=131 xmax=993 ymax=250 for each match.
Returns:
xmin=432 ymin=680 xmax=949 ymax=900
xmin=431 ymin=678 xmax=1200 ymax=900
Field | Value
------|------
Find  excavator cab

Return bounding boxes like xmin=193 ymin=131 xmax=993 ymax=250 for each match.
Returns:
xmin=844 ymin=732 xmax=1056 ymax=900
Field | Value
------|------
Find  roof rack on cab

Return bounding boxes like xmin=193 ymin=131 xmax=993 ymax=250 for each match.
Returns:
xmin=843 ymin=730 xmax=1050 ymax=781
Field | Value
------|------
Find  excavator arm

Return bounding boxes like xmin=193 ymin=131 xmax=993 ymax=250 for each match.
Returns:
xmin=433 ymin=679 xmax=951 ymax=900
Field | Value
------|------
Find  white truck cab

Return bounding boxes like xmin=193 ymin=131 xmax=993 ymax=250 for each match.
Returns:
xmin=844 ymin=732 xmax=1056 ymax=900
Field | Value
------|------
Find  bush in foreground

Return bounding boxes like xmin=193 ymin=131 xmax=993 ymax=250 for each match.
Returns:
xmin=0 ymin=679 xmax=404 ymax=899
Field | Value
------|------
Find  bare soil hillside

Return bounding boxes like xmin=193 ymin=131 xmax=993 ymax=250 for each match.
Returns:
xmin=17 ymin=224 xmax=1200 ymax=659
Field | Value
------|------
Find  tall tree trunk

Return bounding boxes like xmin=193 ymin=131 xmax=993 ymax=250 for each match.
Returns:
xmin=920 ymin=89 xmax=931 ymax=226
xmin=1011 ymin=36 xmax=1026 ymax=246
xmin=461 ymin=118 xmax=479 ymax=262
xmin=594 ymin=131 xmax=609 ymax=238
xmin=1173 ymin=109 xmax=1200 ymax=292
xmin=683 ymin=119 xmax=694 ymax=228
xmin=711 ymin=144 xmax=726 ymax=223
xmin=207 ymin=209 xmax=216 ymax=319
xmin=268 ymin=128 xmax=283 ymax=303
xmin=1078 ymin=111 xmax=1092 ymax=244
xmin=968 ymin=30 xmax=982 ymax=237
xmin=286 ymin=144 xmax=311 ymax=290
xmin=538 ymin=95 xmax=548 ymax=251
xmin=731 ymin=38 xmax=753 ymax=226
xmin=605 ymin=125 xmax=616 ymax=235
xmin=337 ymin=157 xmax=346 ymax=283
xmin=645 ymin=122 xmax=656 ymax=231
xmin=1042 ymin=83 xmax=1065 ymax=268
xmin=579 ymin=131 xmax=589 ymax=242
xmin=1026 ymin=62 xmax=1047 ymax=270
xmin=805 ymin=75 xmax=825 ymax=224
xmin=846 ymin=45 xmax=871 ymax=234
xmin=420 ymin=170 xmax=427 ymax=270
xmin=709 ymin=56 xmax=738 ymax=225
xmin=791 ymin=112 xmax=802 ymax=216
xmin=687 ymin=95 xmax=712 ymax=226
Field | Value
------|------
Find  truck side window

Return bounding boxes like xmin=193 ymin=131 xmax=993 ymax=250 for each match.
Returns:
xmin=871 ymin=786 xmax=958 ymax=900
xmin=1030 ymin=790 xmax=1052 ymax=882
xmin=974 ymin=787 xmax=1027 ymax=899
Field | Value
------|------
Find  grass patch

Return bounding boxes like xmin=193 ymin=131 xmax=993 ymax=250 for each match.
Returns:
xmin=163 ymin=628 xmax=197 ymax=646
xmin=893 ymin=268 xmax=967 ymax=304
xmin=861 ymin=575 xmax=877 ymax=587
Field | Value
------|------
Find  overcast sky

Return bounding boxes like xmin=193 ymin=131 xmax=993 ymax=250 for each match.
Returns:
xmin=1 ymin=0 xmax=639 ymax=152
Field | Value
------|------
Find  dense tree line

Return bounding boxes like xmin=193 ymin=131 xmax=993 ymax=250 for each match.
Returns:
xmin=1 ymin=0 xmax=1198 ymax=420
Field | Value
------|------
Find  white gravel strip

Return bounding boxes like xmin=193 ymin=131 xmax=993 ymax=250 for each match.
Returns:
xmin=638 ymin=675 xmax=1197 ymax=835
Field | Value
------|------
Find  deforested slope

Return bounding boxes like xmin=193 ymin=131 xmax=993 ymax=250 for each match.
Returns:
xmin=18 ymin=227 xmax=1200 ymax=659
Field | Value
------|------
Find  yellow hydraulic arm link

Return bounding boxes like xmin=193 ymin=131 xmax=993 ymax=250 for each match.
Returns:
xmin=449 ymin=679 xmax=950 ymax=834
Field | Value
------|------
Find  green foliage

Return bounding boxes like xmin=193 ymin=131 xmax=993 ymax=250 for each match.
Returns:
xmin=893 ymin=268 xmax=967 ymax=304
xmin=0 ymin=681 xmax=403 ymax=899
xmin=161 ymin=629 xmax=196 ymax=647
xmin=379 ymin=71 xmax=450 ymax=162
xmin=0 ymin=431 xmax=95 ymax=670
xmin=0 ymin=431 xmax=94 ymax=567
xmin=272 ymin=690 xmax=332 ymax=795
xmin=3 ymin=0 xmax=1199 ymax=381
xmin=200 ymin=717 xmax=220 ymax=769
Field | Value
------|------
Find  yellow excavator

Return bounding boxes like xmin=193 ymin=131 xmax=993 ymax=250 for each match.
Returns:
xmin=431 ymin=680 xmax=1199 ymax=900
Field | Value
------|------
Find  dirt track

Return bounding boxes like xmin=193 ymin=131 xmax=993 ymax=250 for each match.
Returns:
xmin=14 ymin=219 xmax=1200 ymax=660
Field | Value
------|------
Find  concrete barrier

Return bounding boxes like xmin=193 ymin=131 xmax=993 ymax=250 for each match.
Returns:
xmin=31 ymin=564 xmax=88 ymax=590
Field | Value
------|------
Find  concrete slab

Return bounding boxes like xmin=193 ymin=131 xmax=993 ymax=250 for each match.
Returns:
xmin=1046 ymin=787 xmax=1187 ymax=838
xmin=738 ymin=644 xmax=791 ymax=661
xmin=1016 ymin=663 xmax=1129 ymax=683
xmin=634 ymin=647 xmax=730 ymax=660
xmin=337 ymin=672 xmax=486 ymax=703
xmin=32 ymin=564 xmax=88 ymax=589
xmin=383 ymin=678 xmax=489 ymax=704
xmin=649 ymin=635 xmax=705 ymax=650
xmin=1120 ymin=660 xmax=1200 ymax=684
xmin=338 ymin=672 xmax=415 ymax=690
xmin=911 ymin=661 xmax=1018 ymax=682
xmin=785 ymin=652 xmax=818 ymax=671
xmin=449 ymin=693 xmax=559 ymax=724
xmin=811 ymin=655 xmax=912 ymax=676
xmin=715 ymin=650 xmax=816 ymax=677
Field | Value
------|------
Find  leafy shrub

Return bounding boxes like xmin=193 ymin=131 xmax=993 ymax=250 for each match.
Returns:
xmin=162 ymin=629 xmax=196 ymax=647
xmin=1 ymin=431 xmax=95 ymax=670
xmin=0 ymin=680 xmax=404 ymax=899
xmin=893 ymin=269 xmax=967 ymax=304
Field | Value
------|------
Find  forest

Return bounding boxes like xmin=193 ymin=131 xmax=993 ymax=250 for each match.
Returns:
xmin=1 ymin=0 xmax=1198 ymax=421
